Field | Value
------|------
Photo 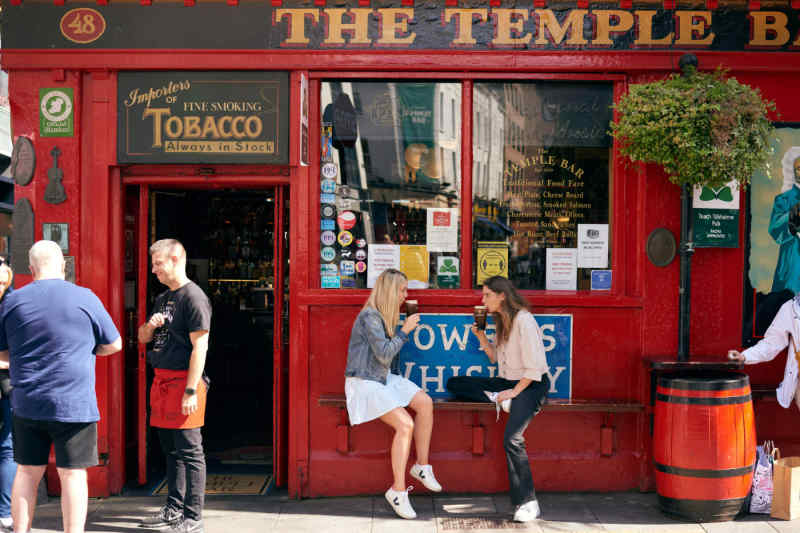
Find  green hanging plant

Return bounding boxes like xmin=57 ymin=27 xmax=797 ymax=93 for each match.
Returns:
xmin=610 ymin=67 xmax=776 ymax=189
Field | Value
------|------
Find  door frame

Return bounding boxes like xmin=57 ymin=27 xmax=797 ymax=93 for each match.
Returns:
xmin=123 ymin=176 xmax=290 ymax=486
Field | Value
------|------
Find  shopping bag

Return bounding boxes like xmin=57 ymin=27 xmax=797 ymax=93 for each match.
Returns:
xmin=750 ymin=441 xmax=777 ymax=514
xmin=771 ymin=457 xmax=800 ymax=520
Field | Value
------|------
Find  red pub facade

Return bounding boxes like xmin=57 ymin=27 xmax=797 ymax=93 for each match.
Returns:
xmin=2 ymin=0 xmax=800 ymax=499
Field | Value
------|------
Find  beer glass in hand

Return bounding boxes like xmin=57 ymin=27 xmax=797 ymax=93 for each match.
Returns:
xmin=473 ymin=305 xmax=487 ymax=330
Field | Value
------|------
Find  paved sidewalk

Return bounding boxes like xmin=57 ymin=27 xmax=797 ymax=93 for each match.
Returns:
xmin=24 ymin=491 xmax=800 ymax=533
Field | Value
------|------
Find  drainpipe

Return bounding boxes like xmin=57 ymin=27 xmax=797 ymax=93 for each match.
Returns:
xmin=677 ymin=53 xmax=697 ymax=362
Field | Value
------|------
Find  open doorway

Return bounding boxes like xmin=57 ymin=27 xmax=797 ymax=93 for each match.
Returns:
xmin=124 ymin=186 xmax=287 ymax=492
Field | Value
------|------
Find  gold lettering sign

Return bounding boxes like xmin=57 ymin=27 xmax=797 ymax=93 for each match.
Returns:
xmin=748 ymin=12 xmax=791 ymax=47
xmin=118 ymin=72 xmax=288 ymax=164
xmin=265 ymin=7 xmax=800 ymax=50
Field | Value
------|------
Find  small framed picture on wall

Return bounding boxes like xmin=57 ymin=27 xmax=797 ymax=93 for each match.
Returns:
xmin=42 ymin=223 xmax=69 ymax=254
xmin=64 ymin=256 xmax=75 ymax=283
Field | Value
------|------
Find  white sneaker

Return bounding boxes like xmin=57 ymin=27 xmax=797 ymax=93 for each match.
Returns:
xmin=499 ymin=398 xmax=511 ymax=413
xmin=484 ymin=391 xmax=512 ymax=418
xmin=385 ymin=486 xmax=416 ymax=519
xmin=410 ymin=463 xmax=442 ymax=492
xmin=513 ymin=500 xmax=541 ymax=522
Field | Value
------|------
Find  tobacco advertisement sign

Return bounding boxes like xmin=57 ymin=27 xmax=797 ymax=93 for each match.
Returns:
xmin=118 ymin=71 xmax=289 ymax=164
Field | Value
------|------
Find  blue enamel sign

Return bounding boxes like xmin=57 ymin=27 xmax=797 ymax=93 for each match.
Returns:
xmin=396 ymin=313 xmax=572 ymax=399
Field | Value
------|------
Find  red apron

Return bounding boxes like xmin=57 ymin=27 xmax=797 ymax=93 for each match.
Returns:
xmin=150 ymin=368 xmax=208 ymax=429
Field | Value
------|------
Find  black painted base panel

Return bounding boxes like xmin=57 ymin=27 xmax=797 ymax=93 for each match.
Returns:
xmin=658 ymin=495 xmax=745 ymax=522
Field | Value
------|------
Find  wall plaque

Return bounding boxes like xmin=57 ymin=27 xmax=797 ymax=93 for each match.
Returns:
xmin=64 ymin=256 xmax=76 ymax=283
xmin=43 ymin=222 xmax=69 ymax=254
xmin=646 ymin=227 xmax=677 ymax=268
xmin=39 ymin=88 xmax=74 ymax=137
xmin=44 ymin=147 xmax=67 ymax=204
xmin=118 ymin=71 xmax=289 ymax=164
xmin=10 ymin=137 xmax=36 ymax=186
xmin=10 ymin=198 xmax=34 ymax=275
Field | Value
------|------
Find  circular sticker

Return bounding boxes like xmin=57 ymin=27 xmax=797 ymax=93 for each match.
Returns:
xmin=321 ymin=163 xmax=338 ymax=179
xmin=321 ymin=205 xmax=336 ymax=218
xmin=339 ymin=260 xmax=356 ymax=275
xmin=320 ymin=179 xmax=336 ymax=194
xmin=321 ymin=247 xmax=336 ymax=262
xmin=60 ymin=8 xmax=106 ymax=44
xmin=355 ymin=249 xmax=366 ymax=261
xmin=356 ymin=238 xmax=367 ymax=248
xmin=355 ymin=261 xmax=367 ymax=273
xmin=40 ymin=89 xmax=73 ymax=123
xmin=479 ymin=251 xmax=507 ymax=277
xmin=321 ymin=230 xmax=336 ymax=246
xmin=338 ymin=231 xmax=354 ymax=247
xmin=337 ymin=211 xmax=356 ymax=230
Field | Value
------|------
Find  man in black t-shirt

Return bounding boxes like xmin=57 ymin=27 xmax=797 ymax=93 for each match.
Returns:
xmin=138 ymin=239 xmax=211 ymax=533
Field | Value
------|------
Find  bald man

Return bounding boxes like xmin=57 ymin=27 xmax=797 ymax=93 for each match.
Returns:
xmin=138 ymin=239 xmax=211 ymax=533
xmin=0 ymin=241 xmax=121 ymax=533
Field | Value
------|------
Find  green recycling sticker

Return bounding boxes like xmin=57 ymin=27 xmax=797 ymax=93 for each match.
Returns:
xmin=40 ymin=88 xmax=74 ymax=137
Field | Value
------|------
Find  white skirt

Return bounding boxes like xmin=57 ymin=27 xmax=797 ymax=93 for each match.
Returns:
xmin=345 ymin=373 xmax=421 ymax=426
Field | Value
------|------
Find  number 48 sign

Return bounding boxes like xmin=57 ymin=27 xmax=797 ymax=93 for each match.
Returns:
xmin=59 ymin=8 xmax=106 ymax=45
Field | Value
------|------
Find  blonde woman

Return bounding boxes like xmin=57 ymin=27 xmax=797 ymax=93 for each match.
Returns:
xmin=344 ymin=268 xmax=442 ymax=519
xmin=446 ymin=276 xmax=550 ymax=523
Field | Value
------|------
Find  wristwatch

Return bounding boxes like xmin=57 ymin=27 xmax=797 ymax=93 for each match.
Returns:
xmin=185 ymin=387 xmax=196 ymax=396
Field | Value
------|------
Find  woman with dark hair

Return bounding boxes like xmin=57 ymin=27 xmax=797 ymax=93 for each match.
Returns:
xmin=344 ymin=268 xmax=442 ymax=520
xmin=446 ymin=276 xmax=549 ymax=523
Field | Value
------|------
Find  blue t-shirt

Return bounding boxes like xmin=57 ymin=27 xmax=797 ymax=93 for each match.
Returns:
xmin=0 ymin=279 xmax=120 ymax=422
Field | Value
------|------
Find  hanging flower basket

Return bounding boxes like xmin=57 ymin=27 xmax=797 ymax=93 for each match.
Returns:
xmin=610 ymin=67 xmax=776 ymax=189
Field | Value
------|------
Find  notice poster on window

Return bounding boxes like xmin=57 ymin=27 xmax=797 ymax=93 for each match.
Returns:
xmin=426 ymin=208 xmax=458 ymax=252
xmin=436 ymin=256 xmax=460 ymax=288
xmin=367 ymin=244 xmax=400 ymax=288
xmin=477 ymin=241 xmax=509 ymax=285
xmin=546 ymin=248 xmax=577 ymax=290
xmin=577 ymin=224 xmax=608 ymax=268
xmin=400 ymin=245 xmax=429 ymax=289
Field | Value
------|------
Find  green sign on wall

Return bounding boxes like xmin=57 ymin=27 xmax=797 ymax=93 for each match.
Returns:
xmin=693 ymin=183 xmax=739 ymax=248
xmin=39 ymin=88 xmax=74 ymax=137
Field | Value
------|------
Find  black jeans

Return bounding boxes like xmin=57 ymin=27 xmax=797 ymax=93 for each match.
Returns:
xmin=158 ymin=428 xmax=206 ymax=521
xmin=446 ymin=375 xmax=549 ymax=507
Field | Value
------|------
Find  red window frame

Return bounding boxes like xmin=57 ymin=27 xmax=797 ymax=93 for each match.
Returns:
xmin=309 ymin=72 xmax=631 ymax=306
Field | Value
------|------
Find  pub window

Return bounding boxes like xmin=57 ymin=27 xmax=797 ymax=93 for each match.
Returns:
xmin=472 ymin=82 xmax=613 ymax=291
xmin=320 ymin=81 xmax=462 ymax=289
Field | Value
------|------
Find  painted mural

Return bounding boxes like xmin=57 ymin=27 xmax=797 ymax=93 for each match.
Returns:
xmin=744 ymin=125 xmax=800 ymax=345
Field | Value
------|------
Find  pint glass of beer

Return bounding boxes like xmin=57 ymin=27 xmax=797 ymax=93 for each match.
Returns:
xmin=473 ymin=305 xmax=487 ymax=330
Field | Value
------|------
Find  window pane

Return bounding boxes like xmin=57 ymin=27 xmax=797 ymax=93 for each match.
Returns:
xmin=320 ymin=81 xmax=462 ymax=289
xmin=472 ymin=82 xmax=613 ymax=290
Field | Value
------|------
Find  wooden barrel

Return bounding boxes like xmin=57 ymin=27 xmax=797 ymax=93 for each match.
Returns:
xmin=654 ymin=371 xmax=756 ymax=522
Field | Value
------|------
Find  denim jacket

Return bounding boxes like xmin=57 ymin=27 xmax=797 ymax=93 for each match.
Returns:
xmin=344 ymin=306 xmax=409 ymax=385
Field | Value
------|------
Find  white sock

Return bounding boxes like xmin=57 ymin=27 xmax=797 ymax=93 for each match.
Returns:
xmin=0 ymin=517 xmax=10 ymax=528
